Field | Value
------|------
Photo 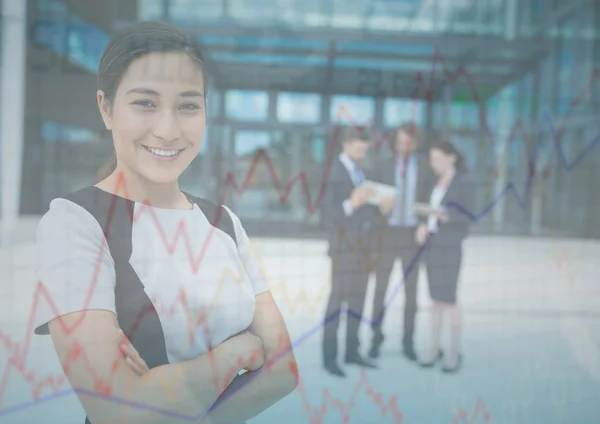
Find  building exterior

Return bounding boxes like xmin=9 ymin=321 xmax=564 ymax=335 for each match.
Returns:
xmin=1 ymin=0 xmax=599 ymax=245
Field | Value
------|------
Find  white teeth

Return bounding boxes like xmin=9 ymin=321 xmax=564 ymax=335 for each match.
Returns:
xmin=147 ymin=147 xmax=180 ymax=157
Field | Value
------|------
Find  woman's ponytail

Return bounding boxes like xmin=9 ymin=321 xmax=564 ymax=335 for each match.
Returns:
xmin=95 ymin=150 xmax=117 ymax=183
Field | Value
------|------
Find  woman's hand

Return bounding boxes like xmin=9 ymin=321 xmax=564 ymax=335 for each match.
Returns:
xmin=118 ymin=329 xmax=149 ymax=376
xmin=415 ymin=224 xmax=429 ymax=246
xmin=437 ymin=210 xmax=449 ymax=223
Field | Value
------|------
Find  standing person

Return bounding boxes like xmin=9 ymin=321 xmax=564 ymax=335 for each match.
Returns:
xmin=33 ymin=21 xmax=297 ymax=424
xmin=369 ymin=122 xmax=430 ymax=361
xmin=415 ymin=139 xmax=474 ymax=373
xmin=320 ymin=126 xmax=378 ymax=377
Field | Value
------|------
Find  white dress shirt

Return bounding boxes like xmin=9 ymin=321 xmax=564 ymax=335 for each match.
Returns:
xmin=339 ymin=153 xmax=363 ymax=216
xmin=427 ymin=185 xmax=448 ymax=233
xmin=389 ymin=154 xmax=418 ymax=227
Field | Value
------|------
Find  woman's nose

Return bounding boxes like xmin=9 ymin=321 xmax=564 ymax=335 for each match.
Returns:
xmin=152 ymin=110 xmax=181 ymax=142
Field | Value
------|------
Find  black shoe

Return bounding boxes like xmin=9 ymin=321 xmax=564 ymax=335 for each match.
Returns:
xmin=441 ymin=354 xmax=463 ymax=374
xmin=419 ymin=350 xmax=443 ymax=368
xmin=345 ymin=354 xmax=378 ymax=369
xmin=368 ymin=343 xmax=381 ymax=359
xmin=402 ymin=346 xmax=418 ymax=361
xmin=324 ymin=361 xmax=346 ymax=377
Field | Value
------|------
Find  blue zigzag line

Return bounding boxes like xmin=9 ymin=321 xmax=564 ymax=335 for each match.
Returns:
xmin=480 ymin=108 xmax=599 ymax=175
xmin=1 ymin=118 xmax=599 ymax=421
xmin=475 ymin=110 xmax=599 ymax=212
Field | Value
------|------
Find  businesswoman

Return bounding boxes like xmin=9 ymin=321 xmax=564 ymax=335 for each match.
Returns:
xmin=414 ymin=139 xmax=474 ymax=373
xmin=33 ymin=21 xmax=297 ymax=424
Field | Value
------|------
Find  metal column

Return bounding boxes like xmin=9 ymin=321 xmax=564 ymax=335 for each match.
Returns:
xmin=441 ymin=84 xmax=454 ymax=134
xmin=0 ymin=0 xmax=27 ymax=247
xmin=492 ymin=0 xmax=518 ymax=230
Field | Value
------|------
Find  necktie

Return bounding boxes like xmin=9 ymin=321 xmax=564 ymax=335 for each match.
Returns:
xmin=398 ymin=157 xmax=409 ymax=224
xmin=353 ymin=164 xmax=365 ymax=186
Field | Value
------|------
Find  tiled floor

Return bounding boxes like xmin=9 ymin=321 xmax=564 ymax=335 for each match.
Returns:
xmin=1 ymin=234 xmax=599 ymax=423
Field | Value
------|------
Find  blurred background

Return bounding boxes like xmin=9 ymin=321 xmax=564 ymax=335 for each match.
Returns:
xmin=0 ymin=0 xmax=599 ymax=423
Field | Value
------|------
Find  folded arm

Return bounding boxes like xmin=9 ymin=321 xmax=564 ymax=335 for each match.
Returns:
xmin=48 ymin=310 xmax=255 ymax=424
xmin=201 ymin=291 xmax=298 ymax=424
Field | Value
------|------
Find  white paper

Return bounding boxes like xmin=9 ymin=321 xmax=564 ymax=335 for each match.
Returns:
xmin=413 ymin=202 xmax=446 ymax=215
xmin=362 ymin=180 xmax=397 ymax=205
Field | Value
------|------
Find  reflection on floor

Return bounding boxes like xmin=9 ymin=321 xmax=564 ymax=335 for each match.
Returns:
xmin=1 ymin=235 xmax=599 ymax=423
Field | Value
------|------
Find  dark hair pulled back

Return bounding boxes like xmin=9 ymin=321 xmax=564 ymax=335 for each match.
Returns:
xmin=429 ymin=139 xmax=468 ymax=172
xmin=96 ymin=21 xmax=208 ymax=182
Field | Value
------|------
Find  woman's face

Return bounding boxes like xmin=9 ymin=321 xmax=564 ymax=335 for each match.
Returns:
xmin=98 ymin=51 xmax=206 ymax=184
xmin=429 ymin=147 xmax=456 ymax=176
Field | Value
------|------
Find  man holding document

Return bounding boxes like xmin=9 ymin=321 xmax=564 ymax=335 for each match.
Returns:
xmin=321 ymin=126 xmax=379 ymax=377
xmin=368 ymin=122 xmax=431 ymax=361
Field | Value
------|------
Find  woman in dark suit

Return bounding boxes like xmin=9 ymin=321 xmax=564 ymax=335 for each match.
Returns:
xmin=414 ymin=139 xmax=474 ymax=373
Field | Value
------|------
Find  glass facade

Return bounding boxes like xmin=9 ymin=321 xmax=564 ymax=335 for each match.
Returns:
xmin=17 ymin=0 xmax=600 ymax=238
xmin=330 ymin=95 xmax=374 ymax=125
xmin=277 ymin=92 xmax=321 ymax=124
xmin=147 ymin=0 xmax=540 ymax=37
xmin=383 ymin=98 xmax=425 ymax=128
xmin=225 ymin=90 xmax=269 ymax=121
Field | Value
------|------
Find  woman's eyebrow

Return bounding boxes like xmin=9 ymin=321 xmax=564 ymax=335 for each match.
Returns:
xmin=179 ymin=90 xmax=204 ymax=98
xmin=125 ymin=88 xmax=204 ymax=97
xmin=126 ymin=87 xmax=159 ymax=96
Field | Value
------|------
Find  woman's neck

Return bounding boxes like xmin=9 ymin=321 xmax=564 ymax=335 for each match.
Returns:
xmin=98 ymin=167 xmax=190 ymax=210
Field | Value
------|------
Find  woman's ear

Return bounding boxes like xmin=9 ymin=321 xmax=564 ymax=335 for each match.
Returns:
xmin=97 ymin=90 xmax=113 ymax=131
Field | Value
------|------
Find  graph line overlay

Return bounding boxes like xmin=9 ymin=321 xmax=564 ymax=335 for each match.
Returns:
xmin=1 ymin=61 xmax=599 ymax=420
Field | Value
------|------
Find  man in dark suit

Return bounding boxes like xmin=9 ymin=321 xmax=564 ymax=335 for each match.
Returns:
xmin=320 ymin=126 xmax=378 ymax=377
xmin=369 ymin=122 xmax=430 ymax=361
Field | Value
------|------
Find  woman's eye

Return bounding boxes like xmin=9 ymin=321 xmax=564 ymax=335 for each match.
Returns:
xmin=180 ymin=103 xmax=200 ymax=111
xmin=132 ymin=100 xmax=155 ymax=108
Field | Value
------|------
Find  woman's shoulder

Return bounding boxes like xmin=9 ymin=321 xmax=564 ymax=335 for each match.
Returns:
xmin=38 ymin=186 xmax=106 ymax=237
xmin=183 ymin=192 xmax=243 ymax=246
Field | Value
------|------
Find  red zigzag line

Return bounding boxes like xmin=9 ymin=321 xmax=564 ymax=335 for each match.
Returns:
xmin=296 ymin=369 xmax=404 ymax=424
xmin=452 ymin=398 xmax=492 ymax=424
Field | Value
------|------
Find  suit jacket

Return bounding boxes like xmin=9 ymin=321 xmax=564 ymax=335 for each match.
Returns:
xmin=418 ymin=171 xmax=475 ymax=243
xmin=321 ymin=157 xmax=377 ymax=257
xmin=372 ymin=151 xmax=432 ymax=229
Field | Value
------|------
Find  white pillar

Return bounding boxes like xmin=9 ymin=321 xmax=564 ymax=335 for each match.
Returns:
xmin=0 ymin=0 xmax=27 ymax=247
xmin=492 ymin=85 xmax=515 ymax=229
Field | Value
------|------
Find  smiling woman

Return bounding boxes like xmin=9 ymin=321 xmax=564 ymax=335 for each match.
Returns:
xmin=33 ymin=21 xmax=297 ymax=424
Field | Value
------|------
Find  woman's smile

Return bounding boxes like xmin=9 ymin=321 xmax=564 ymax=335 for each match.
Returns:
xmin=141 ymin=145 xmax=187 ymax=161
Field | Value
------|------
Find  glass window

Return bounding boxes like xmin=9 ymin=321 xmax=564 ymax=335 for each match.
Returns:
xmin=383 ymin=98 xmax=424 ymax=128
xmin=234 ymin=131 xmax=271 ymax=157
xmin=34 ymin=0 xmax=110 ymax=73
xmin=330 ymin=95 xmax=374 ymax=125
xmin=277 ymin=92 xmax=321 ymax=123
xmin=169 ymin=0 xmax=223 ymax=22
xmin=42 ymin=121 xmax=96 ymax=144
xmin=225 ymin=90 xmax=269 ymax=121
xmin=138 ymin=0 xmax=163 ymax=20
xmin=450 ymin=102 xmax=480 ymax=129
